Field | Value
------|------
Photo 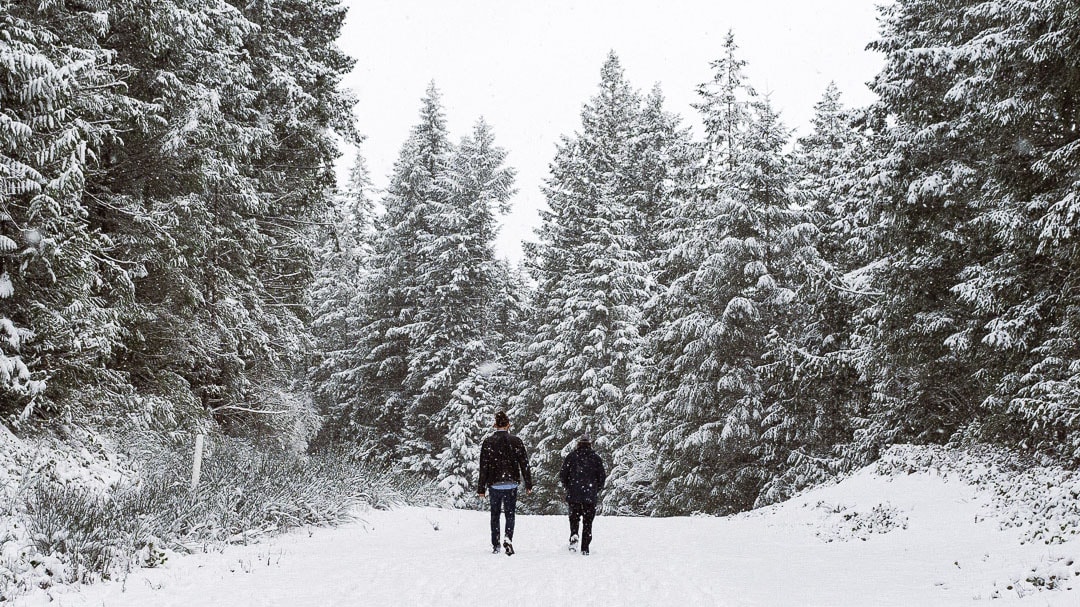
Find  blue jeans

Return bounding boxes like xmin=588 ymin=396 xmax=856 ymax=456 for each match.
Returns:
xmin=489 ymin=487 xmax=517 ymax=546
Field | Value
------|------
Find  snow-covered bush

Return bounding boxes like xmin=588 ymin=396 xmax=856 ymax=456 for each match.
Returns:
xmin=174 ymin=438 xmax=444 ymax=536
xmin=2 ymin=436 xmax=441 ymax=600
xmin=113 ymin=437 xmax=444 ymax=545
xmin=23 ymin=483 xmax=136 ymax=584
xmin=811 ymin=500 xmax=909 ymax=542
xmin=989 ymin=556 xmax=1080 ymax=599
xmin=877 ymin=444 xmax=1080 ymax=545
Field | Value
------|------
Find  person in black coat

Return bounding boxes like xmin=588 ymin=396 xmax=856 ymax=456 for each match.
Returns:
xmin=559 ymin=433 xmax=606 ymax=555
xmin=477 ymin=410 xmax=533 ymax=555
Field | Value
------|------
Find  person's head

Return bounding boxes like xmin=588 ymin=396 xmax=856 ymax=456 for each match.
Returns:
xmin=577 ymin=433 xmax=592 ymax=447
xmin=494 ymin=410 xmax=510 ymax=430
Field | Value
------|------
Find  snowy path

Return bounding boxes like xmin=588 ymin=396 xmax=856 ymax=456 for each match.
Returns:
xmin=19 ymin=469 xmax=1080 ymax=606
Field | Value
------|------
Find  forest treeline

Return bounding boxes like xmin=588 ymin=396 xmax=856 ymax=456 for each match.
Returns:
xmin=1 ymin=0 xmax=353 ymax=442
xmin=3 ymin=0 xmax=1080 ymax=517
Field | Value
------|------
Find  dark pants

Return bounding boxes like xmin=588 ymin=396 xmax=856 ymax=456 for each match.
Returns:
xmin=568 ymin=501 xmax=596 ymax=551
xmin=489 ymin=487 xmax=517 ymax=546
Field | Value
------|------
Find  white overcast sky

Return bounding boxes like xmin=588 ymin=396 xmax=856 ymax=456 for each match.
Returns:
xmin=336 ymin=0 xmax=885 ymax=261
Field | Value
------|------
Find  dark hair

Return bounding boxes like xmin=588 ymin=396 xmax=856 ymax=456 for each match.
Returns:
xmin=494 ymin=410 xmax=510 ymax=428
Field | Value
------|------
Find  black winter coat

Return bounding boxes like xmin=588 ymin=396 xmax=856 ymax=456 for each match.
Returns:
xmin=477 ymin=430 xmax=533 ymax=492
xmin=560 ymin=444 xmax=606 ymax=504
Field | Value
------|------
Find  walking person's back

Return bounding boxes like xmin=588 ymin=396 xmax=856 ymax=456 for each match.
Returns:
xmin=560 ymin=434 xmax=606 ymax=555
xmin=477 ymin=410 xmax=533 ymax=555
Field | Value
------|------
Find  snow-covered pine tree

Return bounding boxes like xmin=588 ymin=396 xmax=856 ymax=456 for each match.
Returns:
xmin=646 ymin=34 xmax=815 ymax=515
xmin=86 ymin=0 xmax=354 ymax=440
xmin=642 ymin=32 xmax=755 ymax=515
xmin=309 ymin=151 xmax=377 ymax=449
xmin=605 ymin=85 xmax=695 ymax=516
xmin=754 ymin=85 xmax=875 ymax=506
xmin=515 ymin=52 xmax=651 ymax=510
xmin=864 ymin=0 xmax=1080 ymax=460
xmin=436 ymin=363 xmax=504 ymax=508
xmin=0 ymin=0 xmax=353 ymax=437
xmin=334 ymin=84 xmax=453 ymax=463
xmin=747 ymin=82 xmax=881 ymax=503
xmin=853 ymin=0 xmax=993 ymax=450
xmin=88 ymin=1 xmax=258 ymax=423
xmin=0 ymin=3 xmax=132 ymax=417
xmin=229 ymin=0 xmax=357 ymax=442
xmin=409 ymin=118 xmax=515 ymax=478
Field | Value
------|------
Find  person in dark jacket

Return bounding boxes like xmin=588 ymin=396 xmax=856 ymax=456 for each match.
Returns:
xmin=559 ymin=433 xmax=606 ymax=555
xmin=477 ymin=410 xmax=533 ymax=555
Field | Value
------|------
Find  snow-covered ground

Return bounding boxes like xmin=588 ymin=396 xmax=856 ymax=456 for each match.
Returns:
xmin=15 ymin=464 xmax=1080 ymax=606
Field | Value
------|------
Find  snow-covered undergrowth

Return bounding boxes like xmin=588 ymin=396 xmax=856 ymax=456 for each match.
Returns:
xmin=808 ymin=499 xmax=909 ymax=542
xmin=12 ymin=441 xmax=1080 ymax=607
xmin=0 ymin=426 xmax=441 ymax=601
xmin=877 ymin=444 xmax=1080 ymax=545
xmin=875 ymin=444 xmax=1080 ymax=598
xmin=0 ymin=424 xmax=136 ymax=598
xmin=7 ymin=440 xmax=1080 ymax=605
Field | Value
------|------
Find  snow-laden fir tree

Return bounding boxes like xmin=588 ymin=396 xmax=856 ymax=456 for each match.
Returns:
xmin=93 ymin=0 xmax=354 ymax=439
xmin=605 ymin=85 xmax=695 ymax=516
xmin=317 ymin=90 xmax=518 ymax=480
xmin=309 ymin=151 xmax=377 ymax=449
xmin=0 ymin=0 xmax=353 ymax=436
xmin=641 ymin=32 xmax=756 ymax=515
xmin=515 ymin=53 xmax=652 ymax=510
xmin=863 ymin=0 xmax=1080 ymax=460
xmin=409 ymin=118 xmax=515 ymax=479
xmin=336 ymin=83 xmax=453 ymax=463
xmin=754 ymin=85 xmax=876 ymax=506
xmin=234 ymin=0 xmax=357 ymax=441
xmin=439 ymin=258 xmax=531 ymax=505
xmin=436 ymin=363 xmax=506 ymax=508
xmin=644 ymin=34 xmax=816 ymax=515
xmin=0 ymin=4 xmax=130 ymax=417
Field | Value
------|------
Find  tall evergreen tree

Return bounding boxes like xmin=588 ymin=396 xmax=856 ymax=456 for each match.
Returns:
xmin=641 ymin=32 xmax=755 ymax=515
xmin=645 ymin=35 xmax=815 ymax=515
xmin=1 ymin=0 xmax=354 ymax=437
xmin=754 ymin=85 xmax=875 ymax=506
xmin=863 ymin=0 xmax=1080 ymax=460
xmin=335 ymin=84 xmax=452 ymax=463
xmin=412 ymin=118 xmax=515 ymax=479
xmin=309 ymin=151 xmax=376 ymax=448
xmin=93 ymin=0 xmax=354 ymax=438
xmin=0 ymin=2 xmax=134 ymax=417
xmin=516 ymin=53 xmax=651 ymax=510
xmin=606 ymin=85 xmax=694 ymax=515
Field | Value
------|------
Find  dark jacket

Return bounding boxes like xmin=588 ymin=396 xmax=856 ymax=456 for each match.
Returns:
xmin=477 ymin=430 xmax=533 ymax=492
xmin=560 ymin=444 xmax=606 ymax=504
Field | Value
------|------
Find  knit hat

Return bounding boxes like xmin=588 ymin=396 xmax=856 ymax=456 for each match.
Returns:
xmin=577 ymin=433 xmax=592 ymax=444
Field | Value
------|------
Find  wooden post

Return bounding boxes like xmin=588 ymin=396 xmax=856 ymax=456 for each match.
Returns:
xmin=191 ymin=434 xmax=204 ymax=492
